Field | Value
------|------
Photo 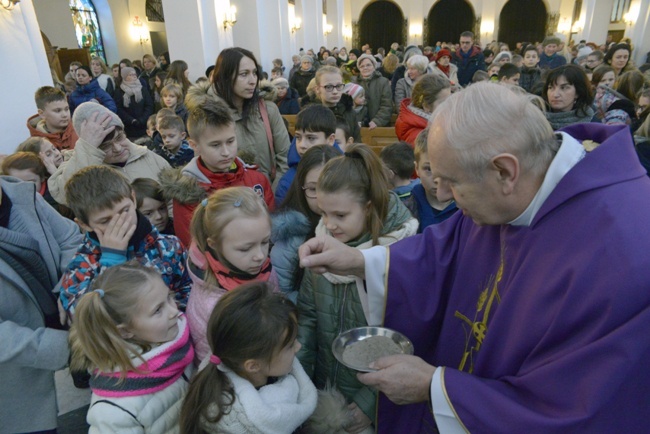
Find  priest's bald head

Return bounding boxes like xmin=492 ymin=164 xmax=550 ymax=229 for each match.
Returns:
xmin=427 ymin=82 xmax=558 ymax=226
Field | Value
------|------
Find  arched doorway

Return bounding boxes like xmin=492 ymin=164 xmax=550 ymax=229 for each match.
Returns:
xmin=497 ymin=0 xmax=547 ymax=48
xmin=358 ymin=1 xmax=404 ymax=51
xmin=426 ymin=0 xmax=475 ymax=46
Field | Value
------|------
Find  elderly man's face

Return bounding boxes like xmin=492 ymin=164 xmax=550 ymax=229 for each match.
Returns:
xmin=427 ymin=128 xmax=510 ymax=226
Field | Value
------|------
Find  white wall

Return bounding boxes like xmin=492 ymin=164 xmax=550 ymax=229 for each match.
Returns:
xmin=32 ymin=0 xmax=78 ymax=49
xmin=0 ymin=0 xmax=53 ymax=155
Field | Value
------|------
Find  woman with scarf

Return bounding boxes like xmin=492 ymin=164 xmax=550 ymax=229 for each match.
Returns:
xmin=114 ymin=67 xmax=154 ymax=139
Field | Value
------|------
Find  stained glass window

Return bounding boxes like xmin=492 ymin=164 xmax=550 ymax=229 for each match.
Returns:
xmin=69 ymin=0 xmax=106 ymax=63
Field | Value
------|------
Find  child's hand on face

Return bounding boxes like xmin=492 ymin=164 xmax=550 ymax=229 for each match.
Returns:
xmin=79 ymin=112 xmax=116 ymax=148
xmin=96 ymin=211 xmax=137 ymax=251
xmin=345 ymin=402 xmax=372 ymax=433
xmin=40 ymin=152 xmax=59 ymax=175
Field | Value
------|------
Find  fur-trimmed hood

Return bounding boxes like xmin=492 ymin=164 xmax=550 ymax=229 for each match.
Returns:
xmin=159 ymin=166 xmax=207 ymax=205
xmin=258 ymin=79 xmax=277 ymax=102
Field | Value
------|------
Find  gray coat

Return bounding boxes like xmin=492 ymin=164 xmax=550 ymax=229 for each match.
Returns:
xmin=0 ymin=177 xmax=83 ymax=433
xmin=355 ymin=71 xmax=394 ymax=127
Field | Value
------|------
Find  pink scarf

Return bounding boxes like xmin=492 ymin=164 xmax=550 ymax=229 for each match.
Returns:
xmin=90 ymin=315 xmax=193 ymax=397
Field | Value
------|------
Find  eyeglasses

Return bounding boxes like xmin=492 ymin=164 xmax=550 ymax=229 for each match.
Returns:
xmin=302 ymin=184 xmax=317 ymax=199
xmin=321 ymin=83 xmax=345 ymax=92
xmin=99 ymin=131 xmax=127 ymax=153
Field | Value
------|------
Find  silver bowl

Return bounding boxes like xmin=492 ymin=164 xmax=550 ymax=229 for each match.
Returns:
xmin=332 ymin=326 xmax=414 ymax=372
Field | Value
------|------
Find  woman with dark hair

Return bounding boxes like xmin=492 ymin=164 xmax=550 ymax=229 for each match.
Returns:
xmin=164 ymin=60 xmax=192 ymax=96
xmin=604 ymin=43 xmax=635 ymax=76
xmin=68 ymin=65 xmax=117 ymax=114
xmin=543 ymin=64 xmax=595 ymax=130
xmin=185 ymin=47 xmax=289 ymax=182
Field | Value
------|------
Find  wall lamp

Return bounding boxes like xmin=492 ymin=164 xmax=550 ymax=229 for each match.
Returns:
xmin=223 ymin=5 xmax=237 ymax=30
xmin=1 ymin=0 xmax=19 ymax=10
xmin=132 ymin=16 xmax=149 ymax=45
xmin=291 ymin=17 xmax=302 ymax=33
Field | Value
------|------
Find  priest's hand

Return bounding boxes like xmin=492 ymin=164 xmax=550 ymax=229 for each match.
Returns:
xmin=299 ymin=235 xmax=365 ymax=278
xmin=357 ymin=354 xmax=436 ymax=405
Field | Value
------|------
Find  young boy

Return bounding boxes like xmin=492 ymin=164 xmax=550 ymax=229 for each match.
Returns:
xmin=405 ymin=128 xmax=458 ymax=233
xmin=380 ymin=142 xmax=420 ymax=202
xmin=520 ymin=45 xmax=542 ymax=94
xmin=335 ymin=120 xmax=354 ymax=152
xmin=131 ymin=177 xmax=173 ymax=235
xmin=59 ymin=165 xmax=191 ymax=317
xmin=274 ymin=105 xmax=343 ymax=204
xmin=153 ymin=115 xmax=194 ymax=168
xmin=498 ymin=63 xmax=521 ymax=86
xmin=159 ymin=98 xmax=275 ymax=247
xmin=133 ymin=114 xmax=158 ymax=148
xmin=27 ymin=86 xmax=79 ymax=150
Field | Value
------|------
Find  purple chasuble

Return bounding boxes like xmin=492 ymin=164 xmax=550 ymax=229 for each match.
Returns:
xmin=378 ymin=124 xmax=650 ymax=433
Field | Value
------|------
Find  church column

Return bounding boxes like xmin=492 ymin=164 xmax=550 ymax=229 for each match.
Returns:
xmin=626 ymin=0 xmax=650 ymax=67
xmin=325 ymin=0 xmax=344 ymax=50
xmin=162 ymin=0 xmax=234 ymax=81
xmin=0 ymin=0 xmax=53 ymax=154
xmin=576 ymin=0 xmax=615 ymax=46
xmin=299 ymin=0 xmax=324 ymax=53
xmin=231 ymin=0 xmax=291 ymax=76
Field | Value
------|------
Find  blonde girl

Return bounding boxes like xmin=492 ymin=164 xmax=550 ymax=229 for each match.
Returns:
xmin=180 ymin=282 xmax=316 ymax=433
xmin=186 ymin=186 xmax=277 ymax=363
xmin=161 ymin=83 xmax=188 ymax=124
xmin=297 ymin=143 xmax=418 ymax=433
xmin=69 ymin=262 xmax=194 ymax=432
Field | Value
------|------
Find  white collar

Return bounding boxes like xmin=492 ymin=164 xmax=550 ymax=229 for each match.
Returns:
xmin=509 ymin=132 xmax=586 ymax=226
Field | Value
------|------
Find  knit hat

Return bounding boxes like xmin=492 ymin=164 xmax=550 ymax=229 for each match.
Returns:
xmin=543 ymin=36 xmax=561 ymax=47
xmin=356 ymin=53 xmax=377 ymax=69
xmin=577 ymin=46 xmax=593 ymax=57
xmin=324 ymin=56 xmax=337 ymax=66
xmin=120 ymin=66 xmax=136 ymax=80
xmin=349 ymin=48 xmax=362 ymax=58
xmin=272 ymin=77 xmax=289 ymax=88
xmin=300 ymin=55 xmax=314 ymax=64
xmin=344 ymin=83 xmax=364 ymax=99
xmin=436 ymin=49 xmax=451 ymax=61
xmin=493 ymin=51 xmax=511 ymax=64
xmin=72 ymin=101 xmax=124 ymax=135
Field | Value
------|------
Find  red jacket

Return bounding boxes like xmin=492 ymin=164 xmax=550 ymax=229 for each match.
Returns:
xmin=160 ymin=157 xmax=275 ymax=247
xmin=395 ymin=99 xmax=429 ymax=146
xmin=26 ymin=114 xmax=79 ymax=150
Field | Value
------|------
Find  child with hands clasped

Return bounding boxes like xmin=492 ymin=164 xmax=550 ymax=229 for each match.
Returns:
xmin=185 ymin=187 xmax=277 ymax=364
xmin=59 ymin=165 xmax=191 ymax=318
xmin=297 ymin=143 xmax=418 ymax=433
xmin=69 ymin=262 xmax=194 ymax=433
xmin=180 ymin=282 xmax=317 ymax=434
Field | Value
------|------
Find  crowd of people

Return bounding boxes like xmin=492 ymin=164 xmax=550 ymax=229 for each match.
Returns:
xmin=1 ymin=28 xmax=650 ymax=434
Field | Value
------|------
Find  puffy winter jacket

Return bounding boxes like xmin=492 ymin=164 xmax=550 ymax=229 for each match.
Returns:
xmin=68 ymin=79 xmax=117 ymax=114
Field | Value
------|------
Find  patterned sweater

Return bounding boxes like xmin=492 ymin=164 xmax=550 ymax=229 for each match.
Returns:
xmin=59 ymin=211 xmax=191 ymax=316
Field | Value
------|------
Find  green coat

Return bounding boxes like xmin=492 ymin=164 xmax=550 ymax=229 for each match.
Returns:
xmin=297 ymin=194 xmax=417 ymax=422
xmin=355 ymin=71 xmax=393 ymax=127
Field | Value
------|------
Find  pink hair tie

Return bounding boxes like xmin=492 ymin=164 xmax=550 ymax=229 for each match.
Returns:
xmin=209 ymin=354 xmax=222 ymax=365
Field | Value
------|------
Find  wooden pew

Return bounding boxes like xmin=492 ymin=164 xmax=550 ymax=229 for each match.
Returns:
xmin=360 ymin=127 xmax=399 ymax=155
xmin=281 ymin=114 xmax=297 ymax=136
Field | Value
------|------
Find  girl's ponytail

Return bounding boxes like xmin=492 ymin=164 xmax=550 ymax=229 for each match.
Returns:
xmin=179 ymin=363 xmax=234 ymax=434
xmin=318 ymin=143 xmax=390 ymax=244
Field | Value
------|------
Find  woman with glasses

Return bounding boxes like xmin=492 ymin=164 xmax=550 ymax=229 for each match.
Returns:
xmin=302 ymin=66 xmax=361 ymax=142
xmin=48 ymin=102 xmax=171 ymax=205
xmin=354 ymin=54 xmax=394 ymax=129
xmin=270 ymin=145 xmax=341 ymax=302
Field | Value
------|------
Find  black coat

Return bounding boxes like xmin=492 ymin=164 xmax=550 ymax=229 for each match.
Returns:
xmin=114 ymin=85 xmax=154 ymax=139
xmin=290 ymin=68 xmax=316 ymax=97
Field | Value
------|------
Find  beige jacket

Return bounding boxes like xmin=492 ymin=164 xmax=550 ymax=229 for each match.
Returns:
xmin=48 ymin=138 xmax=171 ymax=205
